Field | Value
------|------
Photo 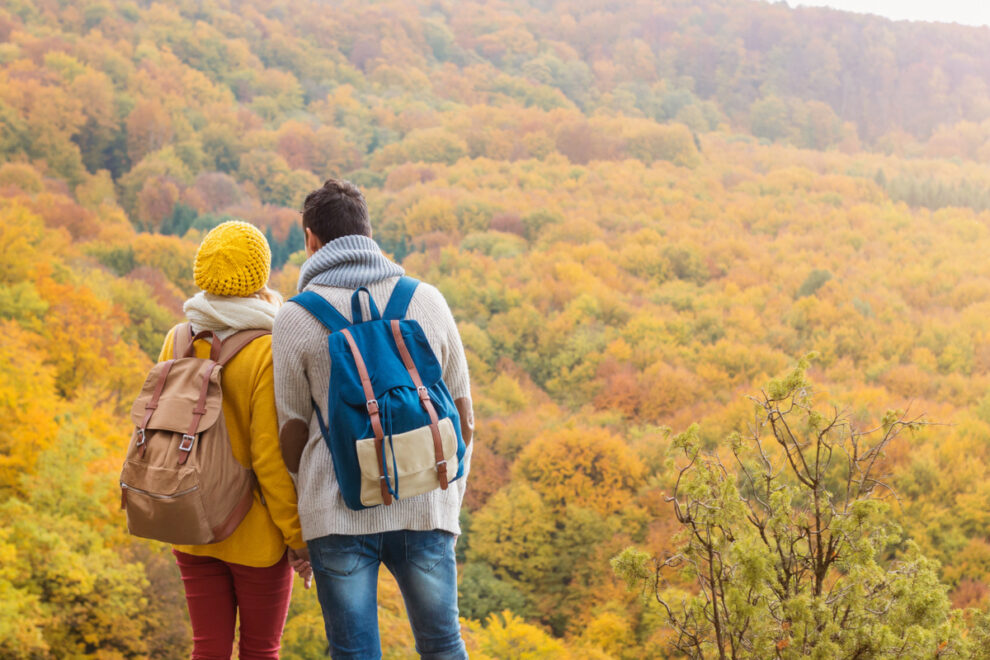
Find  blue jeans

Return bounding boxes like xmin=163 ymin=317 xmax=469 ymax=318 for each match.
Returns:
xmin=307 ymin=530 xmax=467 ymax=660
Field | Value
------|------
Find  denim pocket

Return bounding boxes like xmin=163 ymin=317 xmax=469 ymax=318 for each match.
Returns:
xmin=311 ymin=534 xmax=363 ymax=577
xmin=405 ymin=530 xmax=450 ymax=573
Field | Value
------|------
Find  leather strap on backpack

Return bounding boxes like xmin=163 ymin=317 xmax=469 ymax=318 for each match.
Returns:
xmin=175 ymin=323 xmax=222 ymax=361
xmin=340 ymin=328 xmax=392 ymax=505
xmin=390 ymin=320 xmax=448 ymax=490
xmin=178 ymin=360 xmax=219 ymax=465
xmin=137 ymin=359 xmax=175 ymax=458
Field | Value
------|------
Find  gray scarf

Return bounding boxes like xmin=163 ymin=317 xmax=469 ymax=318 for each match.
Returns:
xmin=297 ymin=234 xmax=404 ymax=291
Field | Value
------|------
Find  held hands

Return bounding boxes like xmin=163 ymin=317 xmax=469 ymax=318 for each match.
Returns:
xmin=288 ymin=547 xmax=313 ymax=589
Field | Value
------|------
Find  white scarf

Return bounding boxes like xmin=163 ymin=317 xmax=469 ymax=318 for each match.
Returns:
xmin=183 ymin=292 xmax=279 ymax=340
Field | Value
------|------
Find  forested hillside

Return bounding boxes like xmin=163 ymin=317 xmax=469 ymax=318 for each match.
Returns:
xmin=3 ymin=0 xmax=990 ymax=657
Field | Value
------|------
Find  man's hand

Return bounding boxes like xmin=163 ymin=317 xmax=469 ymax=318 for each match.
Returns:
xmin=288 ymin=546 xmax=313 ymax=589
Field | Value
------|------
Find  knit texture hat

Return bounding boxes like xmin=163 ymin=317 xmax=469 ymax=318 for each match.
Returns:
xmin=193 ymin=221 xmax=271 ymax=297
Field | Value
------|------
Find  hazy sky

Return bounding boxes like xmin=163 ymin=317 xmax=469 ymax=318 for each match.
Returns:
xmin=783 ymin=0 xmax=990 ymax=27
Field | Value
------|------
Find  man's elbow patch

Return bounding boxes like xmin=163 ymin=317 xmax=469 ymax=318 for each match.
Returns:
xmin=279 ymin=419 xmax=309 ymax=472
xmin=455 ymin=397 xmax=474 ymax=446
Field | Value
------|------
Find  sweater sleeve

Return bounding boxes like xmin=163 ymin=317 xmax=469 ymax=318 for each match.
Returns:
xmin=250 ymin=349 xmax=305 ymax=550
xmin=431 ymin=289 xmax=471 ymax=401
xmin=272 ymin=305 xmax=314 ymax=478
xmin=424 ymin=287 xmax=474 ymax=485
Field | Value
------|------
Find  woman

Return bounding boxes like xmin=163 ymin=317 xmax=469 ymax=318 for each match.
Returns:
xmin=157 ymin=220 xmax=310 ymax=660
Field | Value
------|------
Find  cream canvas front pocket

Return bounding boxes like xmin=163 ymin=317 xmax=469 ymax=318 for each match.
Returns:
xmin=355 ymin=417 xmax=459 ymax=506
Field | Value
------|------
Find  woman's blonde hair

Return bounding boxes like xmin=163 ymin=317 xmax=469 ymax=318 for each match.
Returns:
xmin=253 ymin=286 xmax=283 ymax=307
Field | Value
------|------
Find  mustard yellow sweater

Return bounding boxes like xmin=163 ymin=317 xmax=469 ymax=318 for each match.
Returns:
xmin=159 ymin=325 xmax=304 ymax=567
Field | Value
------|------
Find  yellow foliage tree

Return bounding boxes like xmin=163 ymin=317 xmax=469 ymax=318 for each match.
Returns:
xmin=464 ymin=611 xmax=569 ymax=660
xmin=515 ymin=428 xmax=645 ymax=516
xmin=0 ymin=321 xmax=58 ymax=491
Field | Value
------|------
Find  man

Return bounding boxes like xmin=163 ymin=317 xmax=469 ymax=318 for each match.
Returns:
xmin=273 ymin=178 xmax=473 ymax=659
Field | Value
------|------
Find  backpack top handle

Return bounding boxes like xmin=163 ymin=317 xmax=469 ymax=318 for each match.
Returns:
xmin=350 ymin=287 xmax=381 ymax=324
xmin=351 ymin=276 xmax=421 ymax=322
xmin=174 ymin=323 xmax=222 ymax=362
xmin=289 ymin=276 xmax=421 ymax=332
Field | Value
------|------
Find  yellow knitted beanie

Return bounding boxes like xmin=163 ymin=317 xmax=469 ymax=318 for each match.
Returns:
xmin=193 ymin=221 xmax=271 ymax=297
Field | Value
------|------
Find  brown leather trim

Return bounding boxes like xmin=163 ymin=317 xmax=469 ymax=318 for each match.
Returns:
xmin=178 ymin=361 xmax=219 ymax=465
xmin=139 ymin=359 xmax=175 ymax=457
xmin=340 ymin=328 xmax=391 ymax=505
xmin=212 ymin=486 xmax=254 ymax=542
xmin=141 ymin=359 xmax=175 ymax=428
xmin=217 ymin=330 xmax=271 ymax=366
xmin=120 ymin=487 xmax=127 ymax=510
xmin=390 ymin=320 xmax=448 ymax=489
xmin=374 ymin=434 xmax=390 ymax=505
xmin=279 ymin=419 xmax=309 ymax=473
xmin=182 ymin=326 xmax=222 ymax=361
xmin=454 ymin=397 xmax=474 ymax=447
xmin=204 ymin=331 xmax=222 ymax=362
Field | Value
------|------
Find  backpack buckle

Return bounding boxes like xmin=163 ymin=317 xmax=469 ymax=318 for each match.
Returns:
xmin=135 ymin=428 xmax=146 ymax=446
xmin=179 ymin=434 xmax=196 ymax=452
xmin=436 ymin=459 xmax=449 ymax=489
xmin=366 ymin=400 xmax=379 ymax=415
xmin=417 ymin=386 xmax=430 ymax=401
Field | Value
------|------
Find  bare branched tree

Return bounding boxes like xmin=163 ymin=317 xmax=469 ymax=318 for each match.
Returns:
xmin=613 ymin=357 xmax=970 ymax=659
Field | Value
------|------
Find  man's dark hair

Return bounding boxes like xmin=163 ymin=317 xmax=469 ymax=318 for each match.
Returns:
xmin=302 ymin=178 xmax=372 ymax=244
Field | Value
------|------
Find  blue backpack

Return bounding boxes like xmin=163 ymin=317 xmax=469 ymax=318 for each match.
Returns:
xmin=289 ymin=276 xmax=465 ymax=511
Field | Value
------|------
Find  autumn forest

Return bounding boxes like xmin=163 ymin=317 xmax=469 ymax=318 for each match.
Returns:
xmin=4 ymin=0 xmax=990 ymax=657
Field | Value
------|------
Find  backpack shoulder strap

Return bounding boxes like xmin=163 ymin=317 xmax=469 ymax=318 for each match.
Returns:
xmin=172 ymin=323 xmax=194 ymax=359
xmin=217 ymin=330 xmax=271 ymax=366
xmin=382 ymin=276 xmax=420 ymax=320
xmin=289 ymin=291 xmax=351 ymax=332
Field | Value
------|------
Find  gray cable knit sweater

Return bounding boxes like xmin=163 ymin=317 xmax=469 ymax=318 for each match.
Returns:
xmin=272 ymin=238 xmax=471 ymax=540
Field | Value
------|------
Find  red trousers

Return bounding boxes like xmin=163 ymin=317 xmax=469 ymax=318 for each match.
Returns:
xmin=173 ymin=549 xmax=293 ymax=660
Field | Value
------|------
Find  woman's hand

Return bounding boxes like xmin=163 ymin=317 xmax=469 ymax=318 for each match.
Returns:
xmin=288 ymin=547 xmax=313 ymax=589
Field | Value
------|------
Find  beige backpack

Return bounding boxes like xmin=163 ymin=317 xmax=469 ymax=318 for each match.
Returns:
xmin=120 ymin=324 xmax=268 ymax=545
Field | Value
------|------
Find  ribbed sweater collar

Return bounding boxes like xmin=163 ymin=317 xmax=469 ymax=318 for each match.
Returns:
xmin=297 ymin=234 xmax=404 ymax=291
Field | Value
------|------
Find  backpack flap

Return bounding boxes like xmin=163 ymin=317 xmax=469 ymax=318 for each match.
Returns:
xmin=130 ymin=358 xmax=223 ymax=434
xmin=329 ymin=320 xmax=442 ymax=407
xmin=354 ymin=417 xmax=459 ymax=507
